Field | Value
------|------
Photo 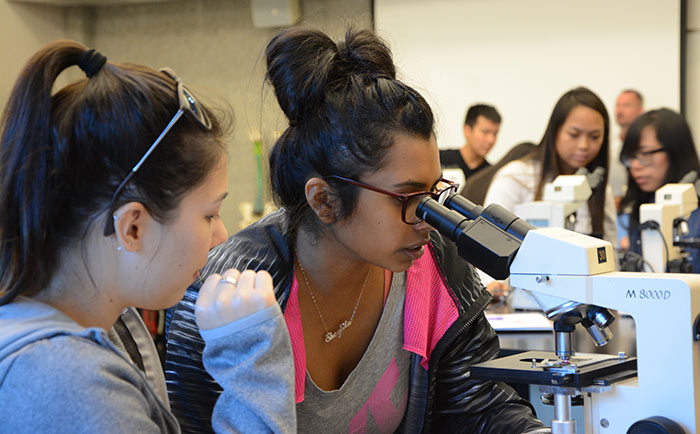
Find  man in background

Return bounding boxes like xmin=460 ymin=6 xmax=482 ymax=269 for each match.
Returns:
xmin=615 ymin=89 xmax=645 ymax=142
xmin=440 ymin=104 xmax=501 ymax=187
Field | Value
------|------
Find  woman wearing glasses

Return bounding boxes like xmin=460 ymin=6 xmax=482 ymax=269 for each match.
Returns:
xmin=618 ymin=108 xmax=700 ymax=271
xmin=166 ymin=27 xmax=547 ymax=433
xmin=0 ymin=41 xmax=294 ymax=432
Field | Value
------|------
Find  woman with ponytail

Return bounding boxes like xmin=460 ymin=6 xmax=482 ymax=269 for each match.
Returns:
xmin=0 ymin=41 xmax=294 ymax=432
xmin=167 ymin=28 xmax=547 ymax=433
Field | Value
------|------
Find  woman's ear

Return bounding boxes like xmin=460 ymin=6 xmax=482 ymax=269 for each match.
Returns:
xmin=112 ymin=202 xmax=149 ymax=252
xmin=304 ymin=177 xmax=337 ymax=224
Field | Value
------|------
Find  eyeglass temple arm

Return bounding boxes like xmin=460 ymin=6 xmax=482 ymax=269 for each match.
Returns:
xmin=133 ymin=109 xmax=184 ymax=172
xmin=102 ymin=108 xmax=184 ymax=237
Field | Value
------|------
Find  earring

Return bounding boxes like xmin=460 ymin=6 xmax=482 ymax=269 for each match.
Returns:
xmin=117 ymin=245 xmax=123 ymax=252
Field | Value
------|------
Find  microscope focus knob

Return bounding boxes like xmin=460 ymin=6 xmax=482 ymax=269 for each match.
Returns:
xmin=627 ymin=416 xmax=685 ymax=434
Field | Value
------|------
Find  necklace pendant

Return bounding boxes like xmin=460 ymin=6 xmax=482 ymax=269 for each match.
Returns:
xmin=324 ymin=319 xmax=353 ymax=343
xmin=336 ymin=323 xmax=344 ymax=339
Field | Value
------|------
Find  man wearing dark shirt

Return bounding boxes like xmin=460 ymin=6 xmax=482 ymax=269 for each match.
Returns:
xmin=440 ymin=104 xmax=501 ymax=184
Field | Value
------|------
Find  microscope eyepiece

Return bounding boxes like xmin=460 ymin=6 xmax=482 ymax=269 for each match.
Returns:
xmin=416 ymin=197 xmax=522 ymax=280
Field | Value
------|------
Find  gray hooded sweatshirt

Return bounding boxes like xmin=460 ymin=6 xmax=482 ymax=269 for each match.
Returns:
xmin=0 ymin=296 xmax=295 ymax=433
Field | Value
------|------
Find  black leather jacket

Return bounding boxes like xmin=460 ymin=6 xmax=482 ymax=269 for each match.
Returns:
xmin=165 ymin=210 xmax=549 ymax=433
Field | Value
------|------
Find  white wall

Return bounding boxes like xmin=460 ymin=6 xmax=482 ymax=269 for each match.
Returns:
xmin=375 ymin=0 xmax=681 ymax=164
xmin=0 ymin=2 xmax=87 ymax=106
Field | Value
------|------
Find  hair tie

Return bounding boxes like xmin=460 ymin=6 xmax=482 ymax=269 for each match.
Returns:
xmin=78 ymin=49 xmax=107 ymax=78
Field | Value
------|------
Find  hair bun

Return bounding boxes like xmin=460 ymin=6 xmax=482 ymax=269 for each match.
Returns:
xmin=265 ymin=28 xmax=338 ymax=125
xmin=265 ymin=27 xmax=397 ymax=126
xmin=336 ymin=29 xmax=395 ymax=80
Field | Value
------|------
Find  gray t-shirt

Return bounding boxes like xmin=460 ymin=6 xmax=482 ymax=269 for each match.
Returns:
xmin=297 ymin=272 xmax=411 ymax=433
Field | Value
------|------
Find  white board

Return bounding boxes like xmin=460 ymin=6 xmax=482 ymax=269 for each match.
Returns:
xmin=375 ymin=0 xmax=681 ymax=164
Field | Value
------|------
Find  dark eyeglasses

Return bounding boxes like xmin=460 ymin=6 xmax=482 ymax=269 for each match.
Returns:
xmin=103 ymin=67 xmax=212 ymax=236
xmin=620 ymin=147 xmax=666 ymax=169
xmin=326 ymin=175 xmax=459 ymax=225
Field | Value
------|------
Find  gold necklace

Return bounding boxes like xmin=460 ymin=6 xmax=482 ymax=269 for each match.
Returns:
xmin=296 ymin=255 xmax=372 ymax=343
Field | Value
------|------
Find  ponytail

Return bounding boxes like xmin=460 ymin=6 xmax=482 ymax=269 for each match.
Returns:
xmin=0 ymin=41 xmax=88 ymax=304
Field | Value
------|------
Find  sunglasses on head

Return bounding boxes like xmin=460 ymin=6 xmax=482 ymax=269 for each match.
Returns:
xmin=103 ymin=68 xmax=212 ymax=236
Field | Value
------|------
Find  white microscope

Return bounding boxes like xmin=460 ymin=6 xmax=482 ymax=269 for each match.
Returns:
xmin=417 ymin=194 xmax=700 ymax=434
xmin=638 ymin=171 xmax=700 ymax=273
xmin=514 ymin=167 xmax=605 ymax=231
xmin=508 ymin=167 xmax=606 ymax=310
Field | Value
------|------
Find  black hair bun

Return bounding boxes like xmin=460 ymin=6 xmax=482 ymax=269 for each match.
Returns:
xmin=265 ymin=27 xmax=396 ymax=126
xmin=336 ymin=29 xmax=395 ymax=80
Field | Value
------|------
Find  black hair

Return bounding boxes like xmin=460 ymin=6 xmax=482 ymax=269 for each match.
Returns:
xmin=0 ymin=40 xmax=226 ymax=304
xmin=464 ymin=103 xmax=501 ymax=127
xmin=265 ymin=27 xmax=435 ymax=238
xmin=462 ymin=141 xmax=537 ymax=205
xmin=619 ymin=108 xmax=700 ymax=229
xmin=527 ymin=87 xmax=610 ymax=237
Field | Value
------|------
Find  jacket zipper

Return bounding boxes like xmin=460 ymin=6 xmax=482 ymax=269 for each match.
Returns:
xmin=422 ymin=295 xmax=491 ymax=431
xmin=427 ymin=296 xmax=490 ymax=377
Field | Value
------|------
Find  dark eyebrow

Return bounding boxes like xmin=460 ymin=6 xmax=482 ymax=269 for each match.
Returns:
xmin=391 ymin=175 xmax=443 ymax=190
xmin=214 ymin=192 xmax=229 ymax=202
xmin=568 ymin=126 xmax=602 ymax=134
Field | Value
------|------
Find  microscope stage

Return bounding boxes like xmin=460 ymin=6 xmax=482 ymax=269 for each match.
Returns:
xmin=471 ymin=350 xmax=637 ymax=388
